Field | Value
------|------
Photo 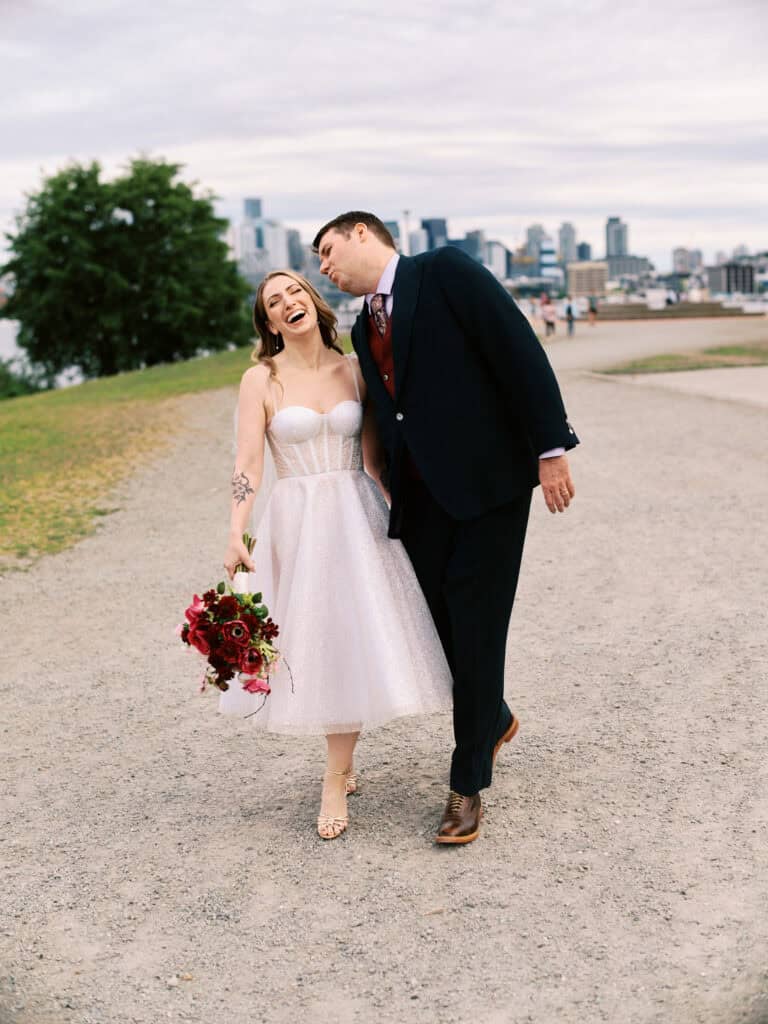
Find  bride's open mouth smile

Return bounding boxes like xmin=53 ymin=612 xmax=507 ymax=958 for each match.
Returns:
xmin=286 ymin=310 xmax=307 ymax=325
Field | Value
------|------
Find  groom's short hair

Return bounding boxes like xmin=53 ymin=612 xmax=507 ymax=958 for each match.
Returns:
xmin=312 ymin=212 xmax=396 ymax=253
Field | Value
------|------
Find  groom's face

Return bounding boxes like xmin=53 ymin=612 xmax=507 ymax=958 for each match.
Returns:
xmin=317 ymin=227 xmax=366 ymax=295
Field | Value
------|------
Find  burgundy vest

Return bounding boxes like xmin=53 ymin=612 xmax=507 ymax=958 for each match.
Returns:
xmin=367 ymin=311 xmax=420 ymax=480
xmin=367 ymin=311 xmax=395 ymax=398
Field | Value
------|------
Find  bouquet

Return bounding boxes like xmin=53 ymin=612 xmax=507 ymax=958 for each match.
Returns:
xmin=178 ymin=533 xmax=285 ymax=704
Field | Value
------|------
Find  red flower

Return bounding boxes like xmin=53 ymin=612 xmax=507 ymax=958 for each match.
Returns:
xmin=188 ymin=623 xmax=213 ymax=655
xmin=217 ymin=640 xmax=242 ymax=665
xmin=261 ymin=618 xmax=279 ymax=641
xmin=221 ymin=620 xmax=250 ymax=646
xmin=239 ymin=648 xmax=263 ymax=674
xmin=216 ymin=595 xmax=240 ymax=620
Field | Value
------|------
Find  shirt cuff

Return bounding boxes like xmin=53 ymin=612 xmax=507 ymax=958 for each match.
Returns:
xmin=539 ymin=447 xmax=566 ymax=459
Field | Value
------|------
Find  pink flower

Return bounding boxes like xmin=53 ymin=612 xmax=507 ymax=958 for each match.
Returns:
xmin=221 ymin=620 xmax=251 ymax=647
xmin=175 ymin=623 xmax=185 ymax=637
xmin=185 ymin=594 xmax=206 ymax=625
xmin=242 ymin=677 xmax=271 ymax=695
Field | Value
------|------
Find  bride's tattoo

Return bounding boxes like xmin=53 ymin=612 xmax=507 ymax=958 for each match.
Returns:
xmin=231 ymin=470 xmax=255 ymax=505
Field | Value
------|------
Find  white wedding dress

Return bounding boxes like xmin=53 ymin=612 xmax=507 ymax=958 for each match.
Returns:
xmin=219 ymin=354 xmax=452 ymax=734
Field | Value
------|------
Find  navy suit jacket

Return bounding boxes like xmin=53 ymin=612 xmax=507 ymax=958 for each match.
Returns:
xmin=350 ymin=245 xmax=579 ymax=537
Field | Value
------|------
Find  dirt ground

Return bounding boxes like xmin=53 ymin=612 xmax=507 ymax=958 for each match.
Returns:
xmin=2 ymin=319 xmax=767 ymax=1024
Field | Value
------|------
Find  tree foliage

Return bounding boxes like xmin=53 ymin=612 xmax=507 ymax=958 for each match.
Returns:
xmin=0 ymin=358 xmax=44 ymax=399
xmin=0 ymin=158 xmax=252 ymax=381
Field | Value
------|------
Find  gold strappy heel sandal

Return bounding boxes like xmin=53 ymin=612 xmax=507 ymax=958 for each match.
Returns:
xmin=345 ymin=769 xmax=358 ymax=795
xmin=317 ymin=768 xmax=350 ymax=840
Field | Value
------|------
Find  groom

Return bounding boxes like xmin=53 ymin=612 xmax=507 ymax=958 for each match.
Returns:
xmin=314 ymin=213 xmax=578 ymax=844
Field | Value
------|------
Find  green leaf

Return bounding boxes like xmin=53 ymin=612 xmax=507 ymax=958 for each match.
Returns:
xmin=216 ymin=581 xmax=226 ymax=594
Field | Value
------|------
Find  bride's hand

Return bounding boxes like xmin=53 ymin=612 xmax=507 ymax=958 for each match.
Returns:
xmin=223 ymin=536 xmax=256 ymax=580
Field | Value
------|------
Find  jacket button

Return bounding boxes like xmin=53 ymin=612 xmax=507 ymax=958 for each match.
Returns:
xmin=383 ymin=373 xmax=389 ymax=382
xmin=395 ymin=412 xmax=404 ymax=422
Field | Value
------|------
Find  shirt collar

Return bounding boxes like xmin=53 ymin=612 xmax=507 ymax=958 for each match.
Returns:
xmin=365 ymin=253 xmax=400 ymax=307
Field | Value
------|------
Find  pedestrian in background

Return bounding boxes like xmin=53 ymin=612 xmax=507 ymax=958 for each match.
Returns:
xmin=565 ymin=296 xmax=575 ymax=337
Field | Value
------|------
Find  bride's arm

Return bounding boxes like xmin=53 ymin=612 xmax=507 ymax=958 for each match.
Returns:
xmin=223 ymin=365 xmax=270 ymax=578
xmin=362 ymin=400 xmax=390 ymax=503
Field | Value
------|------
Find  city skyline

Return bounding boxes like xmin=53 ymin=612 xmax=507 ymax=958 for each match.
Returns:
xmin=230 ymin=199 xmax=760 ymax=274
xmin=1 ymin=0 xmax=767 ymax=274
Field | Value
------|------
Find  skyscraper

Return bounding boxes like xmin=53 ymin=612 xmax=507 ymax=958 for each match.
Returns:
xmin=577 ymin=241 xmax=592 ymax=261
xmin=605 ymin=217 xmax=628 ymax=258
xmin=244 ymin=198 xmax=262 ymax=220
xmin=409 ymin=228 xmax=430 ymax=255
xmin=673 ymin=247 xmax=691 ymax=274
xmin=526 ymin=224 xmax=546 ymax=260
xmin=558 ymin=222 xmax=577 ymax=264
xmin=421 ymin=218 xmax=448 ymax=250
xmin=287 ymin=229 xmax=304 ymax=271
xmin=539 ymin=237 xmax=561 ymax=283
xmin=384 ymin=220 xmax=401 ymax=248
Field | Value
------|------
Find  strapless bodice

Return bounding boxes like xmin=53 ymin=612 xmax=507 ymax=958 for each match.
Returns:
xmin=267 ymin=400 xmax=364 ymax=478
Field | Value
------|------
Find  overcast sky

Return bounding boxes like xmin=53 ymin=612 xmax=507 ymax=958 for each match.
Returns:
xmin=2 ymin=0 xmax=767 ymax=271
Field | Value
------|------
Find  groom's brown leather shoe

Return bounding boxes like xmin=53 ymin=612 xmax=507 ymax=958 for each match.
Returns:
xmin=492 ymin=713 xmax=520 ymax=769
xmin=435 ymin=791 xmax=482 ymax=845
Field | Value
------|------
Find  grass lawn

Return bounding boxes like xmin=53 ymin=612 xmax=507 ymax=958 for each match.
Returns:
xmin=605 ymin=340 xmax=768 ymax=375
xmin=0 ymin=337 xmax=351 ymax=568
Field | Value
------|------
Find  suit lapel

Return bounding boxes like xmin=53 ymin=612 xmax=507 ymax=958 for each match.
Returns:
xmin=390 ymin=256 xmax=421 ymax=398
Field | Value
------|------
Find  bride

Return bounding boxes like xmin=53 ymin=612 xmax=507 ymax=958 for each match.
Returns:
xmin=220 ymin=270 xmax=452 ymax=839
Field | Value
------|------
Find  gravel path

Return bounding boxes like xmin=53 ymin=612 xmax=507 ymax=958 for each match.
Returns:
xmin=2 ymin=323 xmax=767 ymax=1024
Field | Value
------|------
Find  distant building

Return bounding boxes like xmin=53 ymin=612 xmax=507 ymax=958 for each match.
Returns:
xmin=237 ymin=199 xmax=295 ymax=283
xmin=287 ymin=228 xmax=304 ymax=271
xmin=558 ymin=222 xmax=577 ymax=264
xmin=732 ymin=244 xmax=750 ymax=259
xmin=607 ymin=255 xmax=652 ymax=277
xmin=673 ymin=247 xmax=691 ymax=274
xmin=421 ymin=218 xmax=448 ymax=250
xmin=568 ymin=261 xmax=608 ymax=297
xmin=673 ymin=247 xmax=704 ymax=274
xmin=448 ymin=230 xmax=487 ymax=263
xmin=383 ymin=220 xmax=401 ymax=248
xmin=526 ymin=224 xmax=546 ymax=265
xmin=606 ymin=216 xmax=628 ymax=258
xmin=262 ymin=223 xmax=289 ymax=269
xmin=409 ymin=228 xmax=430 ymax=255
xmin=539 ymin=237 xmax=562 ymax=283
xmin=485 ymin=240 xmax=509 ymax=279
xmin=577 ymin=241 xmax=592 ymax=260
xmin=715 ymin=250 xmax=729 ymax=266
xmin=707 ymin=263 xmax=755 ymax=294
xmin=507 ymin=251 xmax=538 ymax=279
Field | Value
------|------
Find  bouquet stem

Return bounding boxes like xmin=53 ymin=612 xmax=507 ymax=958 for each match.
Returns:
xmin=234 ymin=531 xmax=256 ymax=575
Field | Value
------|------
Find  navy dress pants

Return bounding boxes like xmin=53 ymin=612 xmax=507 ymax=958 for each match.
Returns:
xmin=399 ymin=477 xmax=532 ymax=796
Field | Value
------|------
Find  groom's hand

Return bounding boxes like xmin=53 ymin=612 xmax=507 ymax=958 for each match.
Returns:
xmin=539 ymin=454 xmax=575 ymax=514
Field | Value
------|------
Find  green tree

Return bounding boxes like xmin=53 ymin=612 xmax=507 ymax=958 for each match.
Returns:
xmin=0 ymin=358 xmax=44 ymax=399
xmin=1 ymin=158 xmax=252 ymax=381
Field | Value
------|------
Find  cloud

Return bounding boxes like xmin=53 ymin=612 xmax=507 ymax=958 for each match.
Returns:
xmin=0 ymin=0 xmax=766 ymax=270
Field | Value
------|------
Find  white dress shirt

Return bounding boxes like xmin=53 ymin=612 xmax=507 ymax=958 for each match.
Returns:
xmin=366 ymin=252 xmax=564 ymax=459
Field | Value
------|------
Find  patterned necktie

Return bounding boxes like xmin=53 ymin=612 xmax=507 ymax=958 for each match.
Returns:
xmin=370 ymin=293 xmax=388 ymax=337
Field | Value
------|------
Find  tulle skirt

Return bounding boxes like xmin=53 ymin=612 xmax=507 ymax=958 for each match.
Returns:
xmin=219 ymin=469 xmax=453 ymax=734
